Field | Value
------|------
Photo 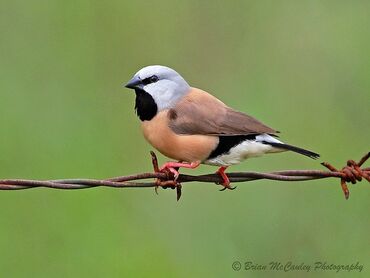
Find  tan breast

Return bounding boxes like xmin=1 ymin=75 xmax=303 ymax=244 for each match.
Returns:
xmin=141 ymin=110 xmax=218 ymax=162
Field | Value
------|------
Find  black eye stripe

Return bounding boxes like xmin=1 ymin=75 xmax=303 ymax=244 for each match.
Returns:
xmin=142 ymin=75 xmax=159 ymax=85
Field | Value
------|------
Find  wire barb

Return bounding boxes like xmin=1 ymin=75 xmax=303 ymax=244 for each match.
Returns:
xmin=321 ymin=152 xmax=370 ymax=199
xmin=151 ymin=151 xmax=181 ymax=200
xmin=0 ymin=152 xmax=368 ymax=201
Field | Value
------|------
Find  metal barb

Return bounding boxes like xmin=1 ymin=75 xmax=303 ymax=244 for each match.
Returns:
xmin=151 ymin=151 xmax=183 ymax=200
xmin=321 ymin=152 xmax=370 ymax=200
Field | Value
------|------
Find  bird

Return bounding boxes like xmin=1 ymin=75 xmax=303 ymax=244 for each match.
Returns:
xmin=124 ymin=65 xmax=319 ymax=189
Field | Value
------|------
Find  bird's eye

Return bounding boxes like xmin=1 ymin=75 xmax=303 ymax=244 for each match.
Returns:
xmin=142 ymin=75 xmax=159 ymax=85
xmin=150 ymin=75 xmax=159 ymax=83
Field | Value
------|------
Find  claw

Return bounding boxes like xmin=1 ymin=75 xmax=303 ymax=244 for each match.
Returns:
xmin=150 ymin=152 xmax=201 ymax=200
xmin=159 ymin=161 xmax=200 ymax=184
xmin=216 ymin=166 xmax=235 ymax=191
xmin=166 ymin=167 xmax=180 ymax=180
xmin=160 ymin=161 xmax=200 ymax=172
xmin=219 ymin=185 xmax=236 ymax=191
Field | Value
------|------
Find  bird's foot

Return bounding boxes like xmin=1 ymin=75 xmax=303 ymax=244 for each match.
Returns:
xmin=150 ymin=151 xmax=200 ymax=201
xmin=216 ymin=166 xmax=236 ymax=191
xmin=151 ymin=151 xmax=178 ymax=194
xmin=160 ymin=165 xmax=180 ymax=180
xmin=159 ymin=161 xmax=201 ymax=180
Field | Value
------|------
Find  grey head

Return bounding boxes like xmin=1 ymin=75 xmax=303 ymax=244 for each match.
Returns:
xmin=125 ymin=65 xmax=190 ymax=112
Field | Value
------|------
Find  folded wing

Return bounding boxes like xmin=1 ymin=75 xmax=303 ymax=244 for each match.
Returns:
xmin=168 ymin=88 xmax=278 ymax=136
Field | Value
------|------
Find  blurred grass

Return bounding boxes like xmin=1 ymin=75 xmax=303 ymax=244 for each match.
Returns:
xmin=0 ymin=0 xmax=369 ymax=277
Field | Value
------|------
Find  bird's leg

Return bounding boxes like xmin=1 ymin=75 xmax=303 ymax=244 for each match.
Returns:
xmin=160 ymin=161 xmax=201 ymax=180
xmin=216 ymin=166 xmax=236 ymax=191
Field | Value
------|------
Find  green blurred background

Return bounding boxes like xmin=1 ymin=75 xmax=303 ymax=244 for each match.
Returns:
xmin=0 ymin=0 xmax=369 ymax=277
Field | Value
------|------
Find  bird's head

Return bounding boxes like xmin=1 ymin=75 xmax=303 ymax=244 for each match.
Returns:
xmin=125 ymin=65 xmax=190 ymax=114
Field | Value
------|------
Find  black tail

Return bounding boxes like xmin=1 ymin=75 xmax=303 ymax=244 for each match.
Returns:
xmin=262 ymin=142 xmax=320 ymax=159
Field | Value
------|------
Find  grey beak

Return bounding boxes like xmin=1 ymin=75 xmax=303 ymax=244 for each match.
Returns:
xmin=124 ymin=76 xmax=143 ymax=90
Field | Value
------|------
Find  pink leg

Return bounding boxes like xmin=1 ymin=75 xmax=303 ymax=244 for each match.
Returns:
xmin=160 ymin=161 xmax=201 ymax=180
xmin=216 ymin=166 xmax=235 ymax=190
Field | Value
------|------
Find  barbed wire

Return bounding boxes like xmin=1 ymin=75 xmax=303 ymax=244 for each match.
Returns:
xmin=0 ymin=151 xmax=368 ymax=201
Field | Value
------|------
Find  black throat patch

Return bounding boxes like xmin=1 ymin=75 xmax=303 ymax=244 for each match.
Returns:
xmin=134 ymin=89 xmax=158 ymax=121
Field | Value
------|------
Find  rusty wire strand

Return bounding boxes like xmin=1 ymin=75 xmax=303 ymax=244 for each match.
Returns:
xmin=0 ymin=152 xmax=368 ymax=200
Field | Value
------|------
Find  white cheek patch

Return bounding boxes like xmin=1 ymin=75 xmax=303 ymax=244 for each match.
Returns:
xmin=144 ymin=80 xmax=188 ymax=111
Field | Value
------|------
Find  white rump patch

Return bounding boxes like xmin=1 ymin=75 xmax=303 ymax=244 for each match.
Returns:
xmin=204 ymin=134 xmax=285 ymax=166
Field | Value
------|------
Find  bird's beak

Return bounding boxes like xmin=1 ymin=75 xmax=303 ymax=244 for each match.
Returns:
xmin=124 ymin=76 xmax=143 ymax=90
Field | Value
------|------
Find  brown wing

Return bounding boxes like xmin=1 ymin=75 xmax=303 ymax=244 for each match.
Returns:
xmin=168 ymin=88 xmax=278 ymax=136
